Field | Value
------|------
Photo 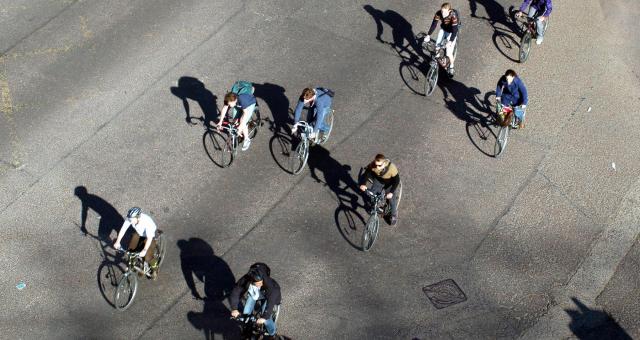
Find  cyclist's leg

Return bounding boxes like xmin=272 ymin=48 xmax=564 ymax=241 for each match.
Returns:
xmin=239 ymin=104 xmax=256 ymax=139
xmin=386 ymin=185 xmax=400 ymax=218
xmin=264 ymin=318 xmax=276 ymax=336
xmin=447 ymin=36 xmax=457 ymax=68
xmin=515 ymin=106 xmax=526 ymax=125
xmin=128 ymin=232 xmax=141 ymax=251
xmin=314 ymin=106 xmax=330 ymax=133
xmin=145 ymin=238 xmax=157 ymax=265
xmin=242 ymin=295 xmax=257 ymax=315
xmin=435 ymin=29 xmax=445 ymax=44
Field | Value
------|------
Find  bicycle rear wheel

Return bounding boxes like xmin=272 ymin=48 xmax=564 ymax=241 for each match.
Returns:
xmin=425 ymin=64 xmax=439 ymax=96
xmin=494 ymin=126 xmax=509 ymax=157
xmin=289 ymin=139 xmax=309 ymax=175
xmin=362 ymin=214 xmax=379 ymax=252
xmin=114 ymin=272 xmax=138 ymax=311
xmin=318 ymin=109 xmax=334 ymax=145
xmin=519 ymin=31 xmax=532 ymax=63
xmin=248 ymin=107 xmax=261 ymax=139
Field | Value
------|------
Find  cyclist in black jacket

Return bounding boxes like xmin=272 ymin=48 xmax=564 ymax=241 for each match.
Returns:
xmin=230 ymin=263 xmax=281 ymax=337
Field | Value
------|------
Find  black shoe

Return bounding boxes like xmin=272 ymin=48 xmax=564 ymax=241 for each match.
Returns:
xmin=390 ymin=216 xmax=398 ymax=226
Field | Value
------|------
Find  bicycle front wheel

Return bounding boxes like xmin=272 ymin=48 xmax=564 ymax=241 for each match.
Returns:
xmin=425 ymin=64 xmax=439 ymax=96
xmin=494 ymin=126 xmax=509 ymax=157
xmin=519 ymin=31 xmax=532 ymax=63
xmin=114 ymin=272 xmax=138 ymax=311
xmin=289 ymin=139 xmax=309 ymax=175
xmin=362 ymin=214 xmax=380 ymax=252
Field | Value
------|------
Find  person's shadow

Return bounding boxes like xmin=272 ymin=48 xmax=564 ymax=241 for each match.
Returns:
xmin=180 ymin=238 xmax=238 ymax=340
xmin=468 ymin=1 xmax=523 ymax=62
xmin=364 ymin=5 xmax=430 ymax=95
xmin=74 ymin=186 xmax=128 ymax=308
xmin=565 ymin=297 xmax=632 ymax=339
xmin=306 ymin=146 xmax=366 ymax=249
xmin=171 ymin=76 xmax=219 ymax=127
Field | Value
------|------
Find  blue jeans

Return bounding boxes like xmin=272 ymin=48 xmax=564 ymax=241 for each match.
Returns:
xmin=500 ymin=98 xmax=526 ymax=123
xmin=527 ymin=6 xmax=545 ymax=38
xmin=300 ymin=106 xmax=330 ymax=133
xmin=242 ymin=296 xmax=276 ymax=335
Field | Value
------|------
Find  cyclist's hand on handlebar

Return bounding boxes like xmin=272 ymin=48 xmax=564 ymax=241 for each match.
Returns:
xmin=231 ymin=310 xmax=240 ymax=318
xmin=291 ymin=126 xmax=297 ymax=134
xmin=114 ymin=241 xmax=121 ymax=250
xmin=216 ymin=121 xmax=223 ymax=130
xmin=256 ymin=318 xmax=266 ymax=325
xmin=425 ymin=35 xmax=430 ymax=42
xmin=385 ymin=192 xmax=393 ymax=200
xmin=515 ymin=11 xmax=524 ymax=18
xmin=359 ymin=185 xmax=367 ymax=192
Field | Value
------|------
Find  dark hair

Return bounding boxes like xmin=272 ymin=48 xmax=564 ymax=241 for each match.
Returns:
xmin=505 ymin=69 xmax=517 ymax=77
xmin=248 ymin=268 xmax=263 ymax=282
xmin=375 ymin=154 xmax=386 ymax=161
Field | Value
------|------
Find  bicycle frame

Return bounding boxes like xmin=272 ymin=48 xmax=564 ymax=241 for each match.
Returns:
xmin=424 ymin=39 xmax=449 ymax=70
xmin=219 ymin=121 xmax=241 ymax=152
xmin=119 ymin=250 xmax=148 ymax=277
xmin=292 ymin=120 xmax=315 ymax=144
xmin=365 ymin=189 xmax=387 ymax=216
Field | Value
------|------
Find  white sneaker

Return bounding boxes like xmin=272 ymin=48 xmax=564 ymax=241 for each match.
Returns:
xmin=143 ymin=262 xmax=150 ymax=275
xmin=241 ymin=138 xmax=251 ymax=151
xmin=536 ymin=36 xmax=543 ymax=45
xmin=308 ymin=131 xmax=317 ymax=141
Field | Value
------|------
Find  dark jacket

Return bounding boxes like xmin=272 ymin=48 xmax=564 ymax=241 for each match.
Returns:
xmin=496 ymin=76 xmax=528 ymax=107
xmin=360 ymin=159 xmax=400 ymax=193
xmin=229 ymin=265 xmax=281 ymax=319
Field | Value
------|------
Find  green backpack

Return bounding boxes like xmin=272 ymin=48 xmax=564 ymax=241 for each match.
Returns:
xmin=230 ymin=80 xmax=253 ymax=95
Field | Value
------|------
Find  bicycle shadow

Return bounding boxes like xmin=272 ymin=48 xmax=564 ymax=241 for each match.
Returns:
xmin=306 ymin=146 xmax=366 ymax=250
xmin=170 ymin=76 xmax=220 ymax=127
xmin=566 ymin=297 xmax=632 ymax=339
xmin=465 ymin=91 xmax=501 ymax=157
xmin=364 ymin=5 xmax=430 ymax=95
xmin=468 ymin=1 xmax=522 ymax=62
xmin=180 ymin=238 xmax=238 ymax=340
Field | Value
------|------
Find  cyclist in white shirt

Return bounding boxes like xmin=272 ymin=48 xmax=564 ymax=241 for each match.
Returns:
xmin=113 ymin=207 xmax=159 ymax=277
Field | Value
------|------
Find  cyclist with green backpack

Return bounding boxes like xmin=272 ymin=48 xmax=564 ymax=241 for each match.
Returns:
xmin=216 ymin=81 xmax=257 ymax=151
xmin=292 ymin=87 xmax=334 ymax=143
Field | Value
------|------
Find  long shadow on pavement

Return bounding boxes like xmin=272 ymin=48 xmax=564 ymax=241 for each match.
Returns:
xmin=180 ymin=238 xmax=238 ymax=340
xmin=468 ymin=1 xmax=522 ymax=62
xmin=171 ymin=76 xmax=220 ymax=127
xmin=566 ymin=297 xmax=632 ymax=340
xmin=254 ymin=82 xmax=294 ymax=174
xmin=306 ymin=145 xmax=365 ymax=250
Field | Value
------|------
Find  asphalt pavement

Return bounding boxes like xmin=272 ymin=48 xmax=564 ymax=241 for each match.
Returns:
xmin=1 ymin=0 xmax=639 ymax=339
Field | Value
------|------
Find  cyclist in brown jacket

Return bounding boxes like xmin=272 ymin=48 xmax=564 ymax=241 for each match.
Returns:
xmin=359 ymin=154 xmax=401 ymax=226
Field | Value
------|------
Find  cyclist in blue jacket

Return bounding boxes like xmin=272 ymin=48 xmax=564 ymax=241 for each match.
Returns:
xmin=496 ymin=69 xmax=528 ymax=129
xmin=516 ymin=0 xmax=552 ymax=45
xmin=292 ymin=87 xmax=333 ymax=143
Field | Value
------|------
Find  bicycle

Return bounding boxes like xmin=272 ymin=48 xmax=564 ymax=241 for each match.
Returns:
xmin=494 ymin=103 xmax=525 ymax=157
xmin=288 ymin=109 xmax=334 ymax=175
xmin=361 ymin=182 xmax=403 ymax=252
xmin=232 ymin=301 xmax=281 ymax=340
xmin=215 ymin=106 xmax=261 ymax=167
xmin=417 ymin=33 xmax=459 ymax=96
xmin=517 ymin=13 xmax=550 ymax=63
xmin=113 ymin=231 xmax=167 ymax=311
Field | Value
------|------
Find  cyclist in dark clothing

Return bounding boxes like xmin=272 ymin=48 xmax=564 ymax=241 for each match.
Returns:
xmin=425 ymin=2 xmax=460 ymax=75
xmin=359 ymin=154 xmax=401 ymax=226
xmin=230 ymin=263 xmax=281 ymax=337
xmin=517 ymin=0 xmax=552 ymax=45
xmin=496 ymin=69 xmax=529 ymax=128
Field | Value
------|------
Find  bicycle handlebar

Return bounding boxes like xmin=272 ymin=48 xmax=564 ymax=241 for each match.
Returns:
xmin=115 ymin=247 xmax=141 ymax=257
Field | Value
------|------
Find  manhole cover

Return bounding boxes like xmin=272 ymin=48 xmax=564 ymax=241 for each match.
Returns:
xmin=423 ymin=279 xmax=467 ymax=309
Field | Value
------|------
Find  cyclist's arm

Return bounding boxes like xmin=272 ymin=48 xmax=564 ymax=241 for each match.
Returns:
xmin=517 ymin=78 xmax=529 ymax=106
xmin=359 ymin=167 xmax=373 ymax=187
xmin=389 ymin=174 xmax=400 ymax=194
xmin=228 ymin=281 xmax=245 ymax=310
xmin=114 ymin=220 xmax=131 ymax=247
xmin=426 ymin=14 xmax=440 ymax=36
xmin=261 ymin=285 xmax=281 ymax=320
xmin=519 ymin=0 xmax=532 ymax=13
xmin=449 ymin=15 xmax=459 ymax=41
xmin=293 ymin=100 xmax=304 ymax=124
xmin=542 ymin=0 xmax=552 ymax=17
xmin=219 ymin=105 xmax=230 ymax=124
xmin=495 ymin=79 xmax=504 ymax=99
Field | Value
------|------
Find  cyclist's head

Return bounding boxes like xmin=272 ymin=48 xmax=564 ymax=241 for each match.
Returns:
xmin=441 ymin=3 xmax=452 ymax=16
xmin=224 ymin=92 xmax=238 ymax=106
xmin=373 ymin=154 xmax=386 ymax=169
xmin=248 ymin=268 xmax=264 ymax=286
xmin=505 ymin=69 xmax=517 ymax=83
xmin=127 ymin=207 xmax=142 ymax=220
xmin=301 ymin=88 xmax=316 ymax=106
